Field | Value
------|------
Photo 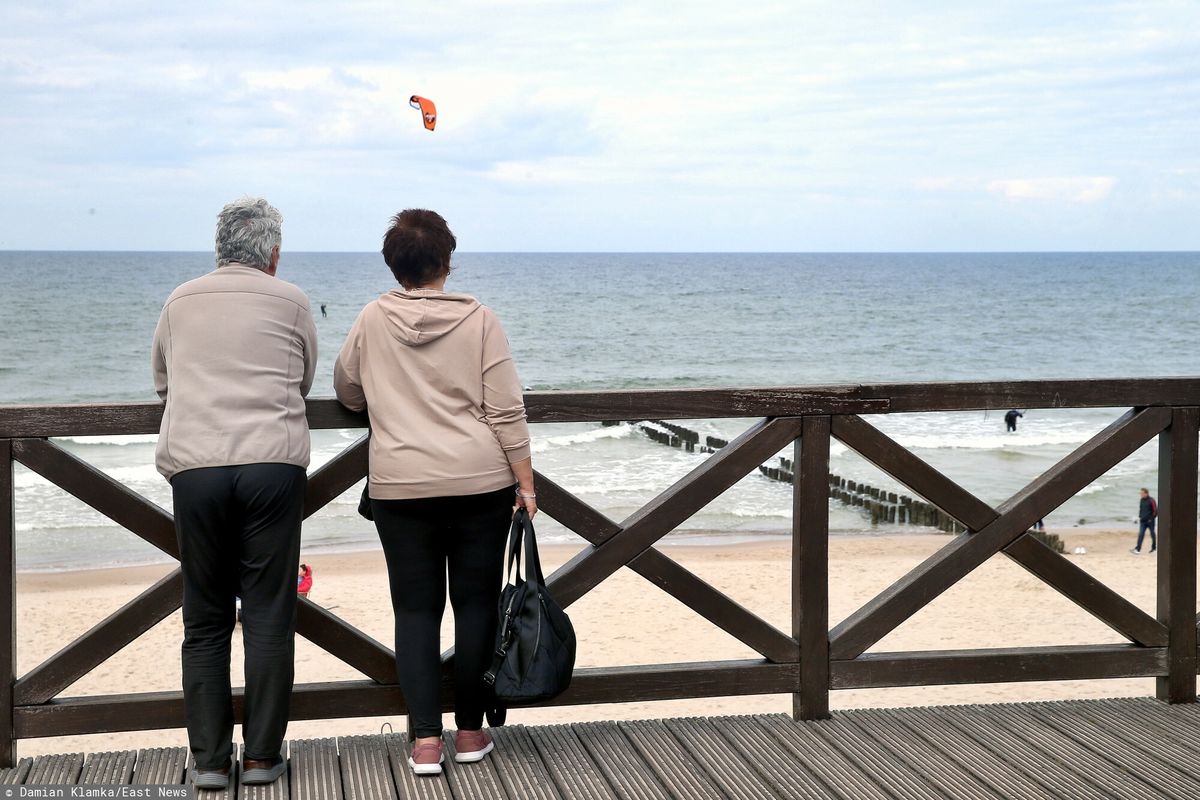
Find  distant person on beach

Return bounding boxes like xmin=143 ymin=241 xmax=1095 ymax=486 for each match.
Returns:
xmin=1131 ymin=487 xmax=1158 ymax=554
xmin=152 ymin=197 xmax=316 ymax=790
xmin=297 ymin=563 xmax=313 ymax=598
xmin=1004 ymin=409 xmax=1023 ymax=432
xmin=320 ymin=303 xmax=327 ymax=318
xmin=335 ymin=209 xmax=534 ymax=776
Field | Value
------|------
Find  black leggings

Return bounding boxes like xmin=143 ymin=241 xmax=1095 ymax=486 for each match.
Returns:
xmin=372 ymin=486 xmax=513 ymax=737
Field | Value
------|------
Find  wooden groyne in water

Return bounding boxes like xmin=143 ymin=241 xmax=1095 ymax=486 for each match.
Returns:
xmin=612 ymin=419 xmax=1065 ymax=551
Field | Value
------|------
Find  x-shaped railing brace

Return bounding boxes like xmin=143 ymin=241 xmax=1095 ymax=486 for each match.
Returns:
xmin=829 ymin=407 xmax=1173 ymax=660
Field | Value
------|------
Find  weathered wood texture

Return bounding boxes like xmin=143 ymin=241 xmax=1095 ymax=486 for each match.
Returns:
xmin=13 ymin=661 xmax=799 ymax=739
xmin=1157 ymin=407 xmax=1199 ymax=702
xmin=290 ymin=738 xmax=342 ymax=800
xmin=0 ymin=441 xmax=13 ymax=768
xmin=7 ymin=699 xmax=1200 ymax=798
xmin=794 ymin=417 xmax=830 ymax=720
xmin=830 ymin=644 xmax=1166 ymax=689
xmin=7 ymin=378 xmax=1200 ymax=436
xmin=3 ymin=384 xmax=1198 ymax=756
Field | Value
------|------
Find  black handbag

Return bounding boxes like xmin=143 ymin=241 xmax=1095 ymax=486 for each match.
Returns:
xmin=483 ymin=508 xmax=576 ymax=711
xmin=357 ymin=483 xmax=373 ymax=520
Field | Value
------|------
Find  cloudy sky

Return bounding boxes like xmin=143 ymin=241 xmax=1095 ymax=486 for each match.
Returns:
xmin=2 ymin=1 xmax=1197 ymax=251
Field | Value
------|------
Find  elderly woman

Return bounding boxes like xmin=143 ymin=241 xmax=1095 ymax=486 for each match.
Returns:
xmin=334 ymin=209 xmax=535 ymax=775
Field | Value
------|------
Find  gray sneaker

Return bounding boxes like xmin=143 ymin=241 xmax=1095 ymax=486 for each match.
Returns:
xmin=1130 ymin=547 xmax=1142 ymax=555
xmin=190 ymin=765 xmax=231 ymax=790
xmin=242 ymin=756 xmax=286 ymax=785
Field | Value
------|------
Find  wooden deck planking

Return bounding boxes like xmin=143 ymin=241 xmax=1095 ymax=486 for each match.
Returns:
xmin=80 ymin=749 xmax=136 ymax=785
xmin=1027 ymin=701 xmax=1200 ymax=794
xmin=936 ymin=705 xmax=1121 ymax=799
xmin=983 ymin=703 xmax=1172 ymax=800
xmin=661 ymin=717 xmax=780 ymax=800
xmin=839 ymin=709 xmax=1008 ymax=800
xmin=527 ymin=724 xmax=620 ymax=800
xmin=290 ymin=738 xmax=342 ymax=800
xmin=617 ymin=720 xmax=725 ymax=800
xmin=0 ymin=757 xmax=31 ymax=785
xmin=1103 ymin=697 xmax=1200 ymax=745
xmin=26 ymin=751 xmax=83 ymax=784
xmin=489 ymin=725 xmax=564 ymax=800
xmin=886 ymin=707 xmax=1059 ymax=800
xmin=1072 ymin=701 xmax=1200 ymax=770
xmin=712 ymin=715 xmax=843 ymax=800
xmin=571 ymin=721 xmax=671 ymax=800
xmin=338 ymin=735 xmax=398 ymax=800
xmin=5 ymin=699 xmax=1200 ymax=799
xmin=763 ymin=714 xmax=916 ymax=800
xmin=131 ymin=746 xmax=187 ymax=785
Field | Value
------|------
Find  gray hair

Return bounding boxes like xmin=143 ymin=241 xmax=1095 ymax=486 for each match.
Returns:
xmin=214 ymin=197 xmax=282 ymax=269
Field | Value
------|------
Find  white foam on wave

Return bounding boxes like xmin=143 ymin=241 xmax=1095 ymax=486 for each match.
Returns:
xmin=531 ymin=423 xmax=635 ymax=454
xmin=890 ymin=429 xmax=1094 ymax=450
xmin=723 ymin=506 xmax=792 ymax=519
xmin=57 ymin=434 xmax=159 ymax=446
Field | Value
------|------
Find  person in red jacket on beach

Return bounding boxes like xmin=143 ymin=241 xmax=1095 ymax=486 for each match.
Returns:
xmin=297 ymin=564 xmax=313 ymax=598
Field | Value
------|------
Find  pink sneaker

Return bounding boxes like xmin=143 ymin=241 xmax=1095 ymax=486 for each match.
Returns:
xmin=454 ymin=729 xmax=494 ymax=763
xmin=408 ymin=738 xmax=444 ymax=775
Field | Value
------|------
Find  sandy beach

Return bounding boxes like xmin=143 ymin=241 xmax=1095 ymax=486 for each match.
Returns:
xmin=13 ymin=527 xmax=1172 ymax=758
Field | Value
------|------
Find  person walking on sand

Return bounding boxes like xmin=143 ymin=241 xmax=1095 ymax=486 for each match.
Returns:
xmin=152 ymin=197 xmax=317 ymax=790
xmin=335 ymin=209 xmax=535 ymax=776
xmin=1131 ymin=487 xmax=1158 ymax=554
xmin=1004 ymin=408 xmax=1023 ymax=432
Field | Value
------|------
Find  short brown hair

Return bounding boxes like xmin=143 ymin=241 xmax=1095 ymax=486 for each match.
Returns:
xmin=381 ymin=209 xmax=457 ymax=288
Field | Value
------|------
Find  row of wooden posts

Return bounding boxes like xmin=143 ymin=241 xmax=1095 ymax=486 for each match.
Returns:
xmin=609 ymin=419 xmax=1066 ymax=553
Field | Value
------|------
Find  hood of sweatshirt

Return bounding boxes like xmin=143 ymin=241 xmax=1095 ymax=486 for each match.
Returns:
xmin=377 ymin=288 xmax=482 ymax=346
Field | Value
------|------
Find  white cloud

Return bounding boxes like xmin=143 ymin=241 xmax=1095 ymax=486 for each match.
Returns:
xmin=987 ymin=177 xmax=1117 ymax=203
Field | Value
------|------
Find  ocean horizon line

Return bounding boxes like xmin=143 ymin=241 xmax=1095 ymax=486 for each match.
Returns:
xmin=2 ymin=248 xmax=1198 ymax=256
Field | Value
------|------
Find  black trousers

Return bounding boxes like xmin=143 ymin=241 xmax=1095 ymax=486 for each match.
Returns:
xmin=372 ymin=486 xmax=513 ymax=738
xmin=171 ymin=463 xmax=306 ymax=769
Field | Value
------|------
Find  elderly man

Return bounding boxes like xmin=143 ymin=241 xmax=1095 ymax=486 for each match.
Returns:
xmin=152 ymin=197 xmax=317 ymax=789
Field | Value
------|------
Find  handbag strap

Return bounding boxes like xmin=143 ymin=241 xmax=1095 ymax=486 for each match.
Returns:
xmin=520 ymin=510 xmax=546 ymax=587
xmin=504 ymin=510 xmax=526 ymax=584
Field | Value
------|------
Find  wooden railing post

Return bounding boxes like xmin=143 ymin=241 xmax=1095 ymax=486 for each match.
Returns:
xmin=794 ymin=416 xmax=830 ymax=720
xmin=0 ymin=440 xmax=15 ymax=766
xmin=1156 ymin=407 xmax=1198 ymax=703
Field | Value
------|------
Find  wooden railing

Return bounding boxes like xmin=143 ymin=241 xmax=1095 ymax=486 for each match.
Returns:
xmin=0 ymin=379 xmax=1197 ymax=766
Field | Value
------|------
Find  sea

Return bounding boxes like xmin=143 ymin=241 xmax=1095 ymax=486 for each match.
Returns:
xmin=1 ymin=251 xmax=1198 ymax=571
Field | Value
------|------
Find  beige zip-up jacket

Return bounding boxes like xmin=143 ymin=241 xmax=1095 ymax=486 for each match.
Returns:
xmin=334 ymin=288 xmax=531 ymax=499
xmin=152 ymin=263 xmax=318 ymax=480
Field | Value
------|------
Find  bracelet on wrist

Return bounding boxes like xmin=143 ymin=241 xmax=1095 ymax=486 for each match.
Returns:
xmin=516 ymin=490 xmax=537 ymax=499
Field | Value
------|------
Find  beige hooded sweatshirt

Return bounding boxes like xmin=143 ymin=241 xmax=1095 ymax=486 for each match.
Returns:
xmin=334 ymin=288 xmax=531 ymax=499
